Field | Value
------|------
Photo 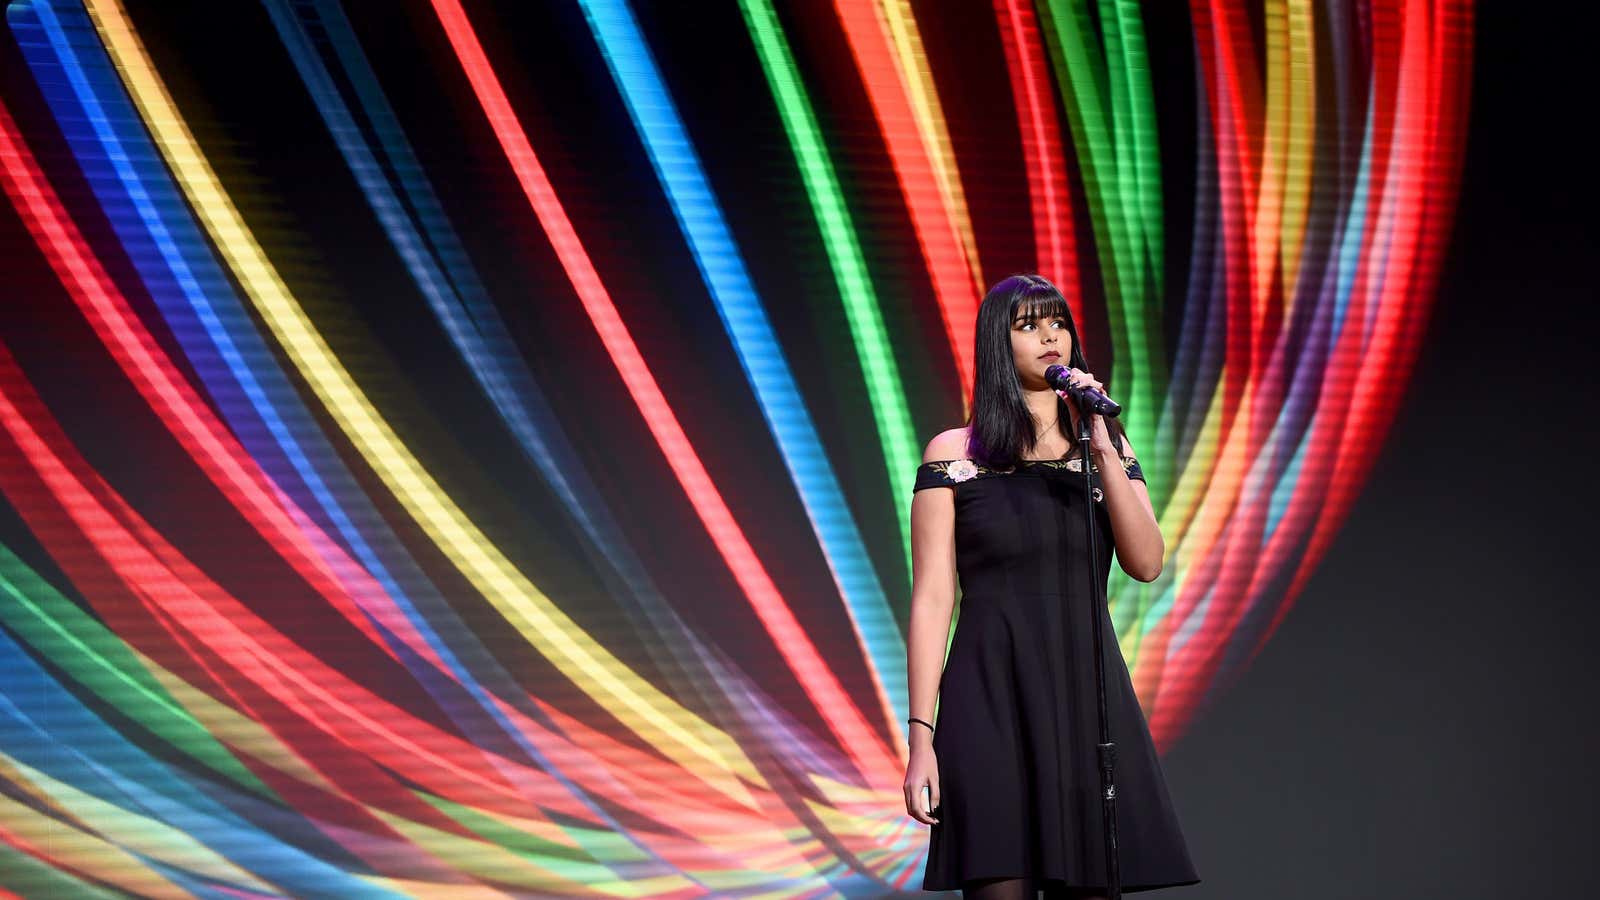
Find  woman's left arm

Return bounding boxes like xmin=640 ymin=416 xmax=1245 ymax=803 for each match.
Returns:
xmin=1095 ymin=435 xmax=1164 ymax=582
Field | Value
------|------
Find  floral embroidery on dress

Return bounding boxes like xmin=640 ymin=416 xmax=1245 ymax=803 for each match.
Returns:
xmin=945 ymin=459 xmax=979 ymax=482
xmin=921 ymin=459 xmax=1001 ymax=483
xmin=913 ymin=455 xmax=1144 ymax=492
xmin=1028 ymin=455 xmax=1140 ymax=474
xmin=914 ymin=459 xmax=1006 ymax=491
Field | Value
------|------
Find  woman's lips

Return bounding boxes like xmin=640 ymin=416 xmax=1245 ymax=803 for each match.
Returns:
xmin=1040 ymin=352 xmax=1060 ymax=360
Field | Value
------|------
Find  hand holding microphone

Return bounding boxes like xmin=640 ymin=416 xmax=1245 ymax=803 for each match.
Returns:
xmin=1044 ymin=363 xmax=1122 ymax=418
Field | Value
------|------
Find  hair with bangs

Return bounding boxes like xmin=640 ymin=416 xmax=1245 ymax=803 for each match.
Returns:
xmin=961 ymin=274 xmax=1127 ymax=468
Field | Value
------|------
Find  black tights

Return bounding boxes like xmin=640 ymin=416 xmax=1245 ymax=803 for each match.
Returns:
xmin=960 ymin=877 xmax=1108 ymax=900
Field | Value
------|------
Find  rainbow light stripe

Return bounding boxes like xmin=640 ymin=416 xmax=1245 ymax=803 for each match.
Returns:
xmin=0 ymin=0 xmax=1470 ymax=895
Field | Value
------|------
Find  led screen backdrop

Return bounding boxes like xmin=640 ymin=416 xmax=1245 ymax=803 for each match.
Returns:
xmin=0 ymin=0 xmax=1470 ymax=895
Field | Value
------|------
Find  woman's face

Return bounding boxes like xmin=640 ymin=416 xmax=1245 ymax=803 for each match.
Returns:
xmin=1010 ymin=308 xmax=1073 ymax=388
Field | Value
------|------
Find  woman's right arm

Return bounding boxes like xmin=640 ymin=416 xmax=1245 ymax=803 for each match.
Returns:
xmin=903 ymin=429 xmax=964 ymax=824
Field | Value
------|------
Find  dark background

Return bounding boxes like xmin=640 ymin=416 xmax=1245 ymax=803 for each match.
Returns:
xmin=1159 ymin=3 xmax=1599 ymax=897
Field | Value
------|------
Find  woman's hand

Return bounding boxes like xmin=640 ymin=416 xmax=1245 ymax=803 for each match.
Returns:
xmin=1053 ymin=366 xmax=1118 ymax=457
xmin=903 ymin=744 xmax=941 ymax=825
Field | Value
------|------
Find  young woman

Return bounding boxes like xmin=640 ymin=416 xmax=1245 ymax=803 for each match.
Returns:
xmin=903 ymin=275 xmax=1200 ymax=898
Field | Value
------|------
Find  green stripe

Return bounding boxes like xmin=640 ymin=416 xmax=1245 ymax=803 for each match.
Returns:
xmin=736 ymin=0 xmax=921 ymax=591
xmin=0 ymin=839 xmax=123 ymax=899
xmin=0 ymin=544 xmax=274 ymax=799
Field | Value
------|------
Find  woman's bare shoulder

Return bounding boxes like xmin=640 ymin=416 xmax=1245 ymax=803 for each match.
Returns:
xmin=921 ymin=426 xmax=971 ymax=463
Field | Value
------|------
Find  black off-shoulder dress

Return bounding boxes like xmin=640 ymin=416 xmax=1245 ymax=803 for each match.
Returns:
xmin=916 ymin=452 xmax=1200 ymax=894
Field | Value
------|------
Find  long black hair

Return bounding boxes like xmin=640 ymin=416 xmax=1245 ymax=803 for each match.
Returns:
xmin=963 ymin=274 xmax=1128 ymax=468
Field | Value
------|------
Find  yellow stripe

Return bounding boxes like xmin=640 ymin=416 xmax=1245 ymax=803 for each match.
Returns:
xmin=131 ymin=647 xmax=338 ymax=794
xmin=0 ymin=754 xmax=271 ymax=896
xmin=1279 ymin=0 xmax=1317 ymax=295
xmin=875 ymin=0 xmax=984 ymax=287
xmin=1252 ymin=0 xmax=1290 ymax=319
xmin=81 ymin=0 xmax=762 ymax=801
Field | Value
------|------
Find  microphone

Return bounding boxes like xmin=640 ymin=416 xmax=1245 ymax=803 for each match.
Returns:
xmin=1045 ymin=363 xmax=1122 ymax=418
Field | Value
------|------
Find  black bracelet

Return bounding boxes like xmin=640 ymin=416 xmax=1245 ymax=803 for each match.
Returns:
xmin=908 ymin=716 xmax=935 ymax=735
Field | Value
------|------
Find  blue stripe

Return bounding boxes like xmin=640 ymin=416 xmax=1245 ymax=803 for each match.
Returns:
xmin=576 ymin=0 xmax=904 ymax=732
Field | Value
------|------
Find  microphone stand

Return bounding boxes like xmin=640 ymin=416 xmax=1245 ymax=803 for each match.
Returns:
xmin=1075 ymin=394 xmax=1123 ymax=900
